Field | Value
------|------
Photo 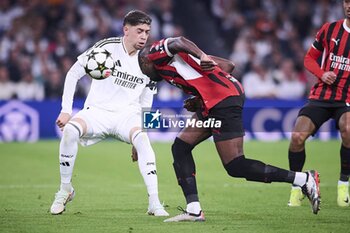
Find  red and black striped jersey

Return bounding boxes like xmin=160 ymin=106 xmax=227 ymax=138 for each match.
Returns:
xmin=306 ymin=19 xmax=350 ymax=103
xmin=147 ymin=38 xmax=244 ymax=111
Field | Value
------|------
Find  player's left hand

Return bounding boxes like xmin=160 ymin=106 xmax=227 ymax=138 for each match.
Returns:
xmin=131 ymin=146 xmax=138 ymax=162
xmin=200 ymin=54 xmax=217 ymax=71
xmin=321 ymin=71 xmax=337 ymax=85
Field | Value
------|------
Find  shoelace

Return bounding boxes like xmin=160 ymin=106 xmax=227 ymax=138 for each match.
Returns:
xmin=176 ymin=206 xmax=202 ymax=217
xmin=301 ymin=172 xmax=311 ymax=196
xmin=54 ymin=191 xmax=69 ymax=204
xmin=177 ymin=206 xmax=187 ymax=214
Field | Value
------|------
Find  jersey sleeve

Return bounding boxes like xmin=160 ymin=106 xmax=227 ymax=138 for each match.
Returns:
xmin=61 ymin=61 xmax=86 ymax=114
xmin=312 ymin=23 xmax=328 ymax=52
xmin=304 ymin=23 xmax=328 ymax=79
xmin=76 ymin=48 xmax=89 ymax=67
xmin=148 ymin=38 xmax=174 ymax=66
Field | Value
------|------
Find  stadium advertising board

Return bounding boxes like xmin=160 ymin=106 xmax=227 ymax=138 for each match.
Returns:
xmin=0 ymin=99 xmax=338 ymax=142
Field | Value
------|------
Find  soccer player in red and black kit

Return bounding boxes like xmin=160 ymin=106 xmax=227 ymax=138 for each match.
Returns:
xmin=138 ymin=36 xmax=321 ymax=221
xmin=288 ymin=0 xmax=350 ymax=208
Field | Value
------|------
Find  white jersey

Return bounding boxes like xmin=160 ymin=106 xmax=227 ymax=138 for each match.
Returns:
xmin=61 ymin=37 xmax=156 ymax=114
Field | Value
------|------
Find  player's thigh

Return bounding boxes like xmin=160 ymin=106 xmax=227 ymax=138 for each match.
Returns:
xmin=72 ymin=107 xmax=111 ymax=146
xmin=177 ymin=114 xmax=212 ymax=146
xmin=208 ymin=99 xmax=245 ymax=164
xmin=208 ymin=99 xmax=245 ymax=143
xmin=214 ymin=137 xmax=244 ymax=165
xmin=294 ymin=104 xmax=332 ymax=137
xmin=289 ymin=116 xmax=315 ymax=148
xmin=114 ymin=108 xmax=142 ymax=144
xmin=69 ymin=117 xmax=87 ymax=135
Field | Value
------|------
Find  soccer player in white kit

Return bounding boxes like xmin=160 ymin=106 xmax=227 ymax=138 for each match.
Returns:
xmin=50 ymin=10 xmax=169 ymax=217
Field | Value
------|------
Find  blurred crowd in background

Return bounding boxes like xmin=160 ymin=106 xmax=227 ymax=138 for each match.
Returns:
xmin=0 ymin=0 xmax=344 ymax=101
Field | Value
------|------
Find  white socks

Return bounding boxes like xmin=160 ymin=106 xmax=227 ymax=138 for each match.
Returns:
xmin=61 ymin=183 xmax=73 ymax=193
xmin=59 ymin=123 xmax=80 ymax=185
xmin=58 ymin=125 xmax=161 ymax=206
xmin=132 ymin=131 xmax=160 ymax=205
xmin=293 ymin=172 xmax=307 ymax=187
xmin=338 ymin=180 xmax=349 ymax=186
xmin=187 ymin=202 xmax=202 ymax=214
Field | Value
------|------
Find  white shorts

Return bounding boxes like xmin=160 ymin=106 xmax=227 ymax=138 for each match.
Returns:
xmin=72 ymin=105 xmax=141 ymax=146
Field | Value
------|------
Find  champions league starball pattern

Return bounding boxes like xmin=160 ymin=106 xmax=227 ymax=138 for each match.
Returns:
xmin=84 ymin=47 xmax=116 ymax=80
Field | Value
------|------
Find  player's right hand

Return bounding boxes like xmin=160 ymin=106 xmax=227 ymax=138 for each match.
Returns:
xmin=56 ymin=112 xmax=71 ymax=130
xmin=131 ymin=146 xmax=138 ymax=162
xmin=321 ymin=71 xmax=337 ymax=85
xmin=200 ymin=53 xmax=217 ymax=71
xmin=183 ymin=96 xmax=203 ymax=112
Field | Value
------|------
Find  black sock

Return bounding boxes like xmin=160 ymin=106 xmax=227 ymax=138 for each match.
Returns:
xmin=172 ymin=138 xmax=199 ymax=204
xmin=340 ymin=145 xmax=350 ymax=182
xmin=224 ymin=155 xmax=295 ymax=183
xmin=264 ymin=164 xmax=296 ymax=183
xmin=288 ymin=150 xmax=305 ymax=172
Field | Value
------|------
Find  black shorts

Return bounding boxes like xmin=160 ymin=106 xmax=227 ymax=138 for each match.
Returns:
xmin=197 ymin=95 xmax=245 ymax=142
xmin=298 ymin=100 xmax=350 ymax=135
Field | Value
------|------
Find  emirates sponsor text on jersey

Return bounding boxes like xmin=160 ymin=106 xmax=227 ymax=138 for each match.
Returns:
xmin=113 ymin=70 xmax=144 ymax=89
xmin=330 ymin=52 xmax=350 ymax=71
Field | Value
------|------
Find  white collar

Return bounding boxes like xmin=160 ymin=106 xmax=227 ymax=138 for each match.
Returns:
xmin=343 ymin=19 xmax=350 ymax=33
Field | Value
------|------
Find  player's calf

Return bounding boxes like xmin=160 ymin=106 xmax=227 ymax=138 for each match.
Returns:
xmin=224 ymin=155 xmax=294 ymax=183
xmin=59 ymin=123 xmax=80 ymax=184
xmin=172 ymin=138 xmax=199 ymax=203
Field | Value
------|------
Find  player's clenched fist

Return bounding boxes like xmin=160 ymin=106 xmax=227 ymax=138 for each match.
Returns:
xmin=183 ymin=96 xmax=203 ymax=112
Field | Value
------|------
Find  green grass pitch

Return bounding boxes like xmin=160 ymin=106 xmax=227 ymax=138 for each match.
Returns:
xmin=1 ymin=140 xmax=350 ymax=233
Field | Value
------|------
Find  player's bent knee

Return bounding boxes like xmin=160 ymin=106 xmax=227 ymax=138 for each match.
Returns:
xmin=132 ymin=131 xmax=154 ymax=155
xmin=172 ymin=137 xmax=194 ymax=159
xmin=340 ymin=127 xmax=350 ymax=144
xmin=62 ymin=123 xmax=81 ymax=143
xmin=224 ymin=156 xmax=246 ymax=178
xmin=172 ymin=138 xmax=196 ymax=178
xmin=130 ymin=128 xmax=142 ymax=143
xmin=70 ymin=118 xmax=87 ymax=135
xmin=341 ymin=137 xmax=350 ymax=148
xmin=291 ymin=131 xmax=308 ymax=146
xmin=132 ymin=131 xmax=148 ymax=143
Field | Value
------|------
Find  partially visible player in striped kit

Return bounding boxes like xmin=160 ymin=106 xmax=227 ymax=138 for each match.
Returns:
xmin=138 ymin=36 xmax=321 ymax=221
xmin=288 ymin=0 xmax=350 ymax=208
